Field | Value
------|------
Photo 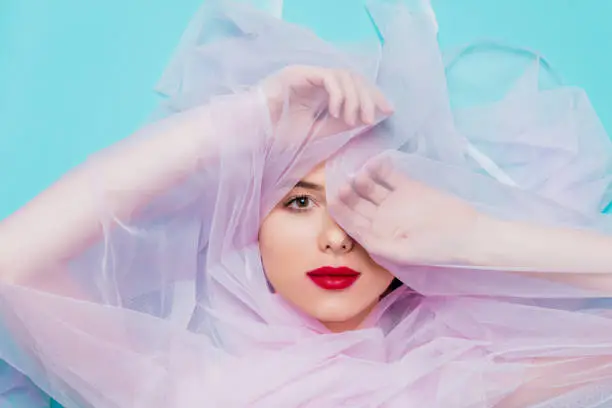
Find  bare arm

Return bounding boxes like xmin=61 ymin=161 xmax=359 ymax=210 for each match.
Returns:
xmin=0 ymin=95 xmax=260 ymax=283
xmin=0 ymin=66 xmax=389 ymax=407
xmin=335 ymin=159 xmax=612 ymax=291
xmin=473 ymin=222 xmax=612 ymax=405
xmin=469 ymin=217 xmax=612 ymax=290
xmin=0 ymin=66 xmax=391 ymax=285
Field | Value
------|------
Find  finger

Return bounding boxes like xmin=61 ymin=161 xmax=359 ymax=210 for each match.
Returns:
xmin=352 ymin=75 xmax=377 ymax=125
xmin=366 ymin=159 xmax=405 ymax=190
xmin=371 ymin=87 xmax=394 ymax=115
xmin=336 ymin=71 xmax=360 ymax=126
xmin=338 ymin=183 xmax=377 ymax=220
xmin=351 ymin=195 xmax=378 ymax=220
xmin=321 ymin=74 xmax=344 ymax=119
xmin=353 ymin=171 xmax=391 ymax=206
xmin=329 ymin=193 xmax=371 ymax=233
xmin=337 ymin=183 xmax=360 ymax=208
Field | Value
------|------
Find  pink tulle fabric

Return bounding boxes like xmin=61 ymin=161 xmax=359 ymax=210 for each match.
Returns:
xmin=2 ymin=1 xmax=612 ymax=407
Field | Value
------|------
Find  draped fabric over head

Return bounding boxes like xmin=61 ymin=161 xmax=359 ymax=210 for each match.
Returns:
xmin=1 ymin=0 xmax=612 ymax=407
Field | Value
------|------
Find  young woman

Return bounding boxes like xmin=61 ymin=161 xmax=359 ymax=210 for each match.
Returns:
xmin=1 ymin=1 xmax=611 ymax=407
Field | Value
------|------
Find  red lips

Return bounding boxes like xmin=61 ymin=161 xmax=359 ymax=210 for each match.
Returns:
xmin=306 ymin=266 xmax=361 ymax=290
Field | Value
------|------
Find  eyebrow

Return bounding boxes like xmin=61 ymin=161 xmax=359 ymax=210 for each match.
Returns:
xmin=294 ymin=180 xmax=324 ymax=191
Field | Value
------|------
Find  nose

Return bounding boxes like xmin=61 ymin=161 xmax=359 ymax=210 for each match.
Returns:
xmin=318 ymin=213 xmax=354 ymax=254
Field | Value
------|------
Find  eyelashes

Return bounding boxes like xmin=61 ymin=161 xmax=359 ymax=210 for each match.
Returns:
xmin=282 ymin=194 xmax=318 ymax=213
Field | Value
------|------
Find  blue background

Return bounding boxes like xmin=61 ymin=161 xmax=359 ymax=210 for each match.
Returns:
xmin=1 ymin=0 xmax=611 ymax=220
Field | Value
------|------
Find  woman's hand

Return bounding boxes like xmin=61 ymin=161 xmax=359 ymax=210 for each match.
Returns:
xmin=331 ymin=159 xmax=484 ymax=266
xmin=260 ymin=65 xmax=393 ymax=128
xmin=331 ymin=158 xmax=612 ymax=287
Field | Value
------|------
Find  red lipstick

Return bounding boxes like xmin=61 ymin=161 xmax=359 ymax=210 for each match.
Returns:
xmin=306 ymin=266 xmax=361 ymax=290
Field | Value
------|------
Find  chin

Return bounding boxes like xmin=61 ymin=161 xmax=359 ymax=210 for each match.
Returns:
xmin=308 ymin=298 xmax=372 ymax=324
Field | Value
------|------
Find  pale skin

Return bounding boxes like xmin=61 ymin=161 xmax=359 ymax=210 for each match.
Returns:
xmin=259 ymin=162 xmax=395 ymax=334
xmin=0 ymin=65 xmax=611 ymax=406
xmin=332 ymin=157 xmax=612 ymax=292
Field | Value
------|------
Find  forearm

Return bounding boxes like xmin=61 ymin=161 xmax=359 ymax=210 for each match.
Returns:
xmin=474 ymin=217 xmax=612 ymax=273
xmin=469 ymin=217 xmax=612 ymax=291
xmin=0 ymin=92 xmax=266 ymax=283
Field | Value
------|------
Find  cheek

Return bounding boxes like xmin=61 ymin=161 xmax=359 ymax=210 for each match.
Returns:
xmin=258 ymin=212 xmax=318 ymax=285
xmin=370 ymin=267 xmax=396 ymax=294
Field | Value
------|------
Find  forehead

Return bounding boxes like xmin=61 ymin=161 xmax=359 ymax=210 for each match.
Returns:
xmin=300 ymin=162 xmax=326 ymax=185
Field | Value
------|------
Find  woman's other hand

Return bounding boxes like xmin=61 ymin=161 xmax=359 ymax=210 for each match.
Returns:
xmin=331 ymin=158 xmax=612 ymax=287
xmin=260 ymin=65 xmax=393 ymax=129
xmin=331 ymin=158 xmax=484 ymax=266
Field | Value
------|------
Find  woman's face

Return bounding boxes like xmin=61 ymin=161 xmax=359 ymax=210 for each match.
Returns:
xmin=259 ymin=163 xmax=395 ymax=332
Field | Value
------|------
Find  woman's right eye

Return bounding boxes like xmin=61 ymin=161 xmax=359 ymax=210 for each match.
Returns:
xmin=283 ymin=195 xmax=316 ymax=212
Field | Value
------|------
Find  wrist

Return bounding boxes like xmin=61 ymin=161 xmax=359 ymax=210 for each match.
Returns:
xmin=459 ymin=214 xmax=510 ymax=267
